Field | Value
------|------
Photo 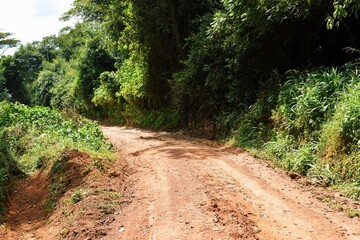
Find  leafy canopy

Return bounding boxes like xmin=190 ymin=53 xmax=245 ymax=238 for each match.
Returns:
xmin=0 ymin=31 xmax=19 ymax=55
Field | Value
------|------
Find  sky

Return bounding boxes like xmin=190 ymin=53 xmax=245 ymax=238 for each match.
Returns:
xmin=0 ymin=0 xmax=74 ymax=44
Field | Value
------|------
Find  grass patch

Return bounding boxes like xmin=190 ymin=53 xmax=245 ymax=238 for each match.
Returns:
xmin=0 ymin=102 xmax=112 ymax=219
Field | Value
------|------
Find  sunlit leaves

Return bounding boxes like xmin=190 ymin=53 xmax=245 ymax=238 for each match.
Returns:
xmin=327 ymin=0 xmax=360 ymax=29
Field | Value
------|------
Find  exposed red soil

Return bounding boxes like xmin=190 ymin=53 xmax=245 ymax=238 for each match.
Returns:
xmin=1 ymin=127 xmax=359 ymax=240
xmin=4 ymin=170 xmax=50 ymax=239
xmin=0 ymin=150 xmax=125 ymax=240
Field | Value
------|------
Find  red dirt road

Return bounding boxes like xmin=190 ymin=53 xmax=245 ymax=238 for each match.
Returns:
xmin=102 ymin=127 xmax=360 ymax=240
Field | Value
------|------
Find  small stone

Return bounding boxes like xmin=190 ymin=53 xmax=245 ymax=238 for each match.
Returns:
xmin=213 ymin=227 xmax=220 ymax=231
xmin=254 ymin=226 xmax=261 ymax=233
xmin=119 ymin=227 xmax=125 ymax=233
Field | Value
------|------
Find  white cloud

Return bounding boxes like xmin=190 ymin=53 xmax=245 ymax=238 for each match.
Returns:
xmin=0 ymin=0 xmax=74 ymax=44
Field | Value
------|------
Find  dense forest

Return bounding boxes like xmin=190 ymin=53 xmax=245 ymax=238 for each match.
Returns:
xmin=1 ymin=0 xmax=360 ymax=201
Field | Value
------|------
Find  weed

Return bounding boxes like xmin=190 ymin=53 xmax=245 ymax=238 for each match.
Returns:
xmin=263 ymin=133 xmax=295 ymax=161
xmin=282 ymin=142 xmax=317 ymax=175
xmin=347 ymin=208 xmax=360 ymax=218
xmin=317 ymin=195 xmax=360 ymax=218
xmin=94 ymin=190 xmax=121 ymax=215
xmin=308 ymin=163 xmax=340 ymax=187
xmin=334 ymin=182 xmax=360 ymax=200
xmin=91 ymin=159 xmax=104 ymax=171
xmin=71 ymin=190 xmax=84 ymax=204
xmin=47 ymin=176 xmax=66 ymax=212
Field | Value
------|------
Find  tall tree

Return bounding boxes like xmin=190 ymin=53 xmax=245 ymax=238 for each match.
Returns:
xmin=64 ymin=0 xmax=219 ymax=109
xmin=0 ymin=32 xmax=19 ymax=56
xmin=2 ymin=43 xmax=43 ymax=104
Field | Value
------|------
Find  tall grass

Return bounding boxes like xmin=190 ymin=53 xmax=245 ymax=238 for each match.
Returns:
xmin=231 ymin=60 xmax=360 ymax=199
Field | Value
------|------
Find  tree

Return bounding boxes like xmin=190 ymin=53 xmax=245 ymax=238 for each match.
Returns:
xmin=64 ymin=0 xmax=219 ymax=109
xmin=2 ymin=43 xmax=43 ymax=104
xmin=77 ymin=35 xmax=116 ymax=110
xmin=0 ymin=58 xmax=12 ymax=101
xmin=0 ymin=32 xmax=19 ymax=56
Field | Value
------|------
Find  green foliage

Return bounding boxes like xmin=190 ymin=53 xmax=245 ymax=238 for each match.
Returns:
xmin=0 ymin=32 xmax=19 ymax=56
xmin=338 ymin=81 xmax=360 ymax=145
xmin=327 ymin=0 xmax=360 ymax=29
xmin=336 ymin=182 xmax=360 ymax=200
xmin=122 ymin=105 xmax=180 ymax=130
xmin=0 ymin=102 xmax=111 ymax=218
xmin=56 ymin=25 xmax=86 ymax=61
xmin=173 ymin=0 xmax=357 ymax=128
xmin=173 ymin=13 xmax=228 ymax=125
xmin=282 ymin=142 xmax=318 ymax=175
xmin=71 ymin=189 xmax=84 ymax=204
xmin=77 ymin=36 xmax=116 ymax=110
xmin=230 ymin=61 xmax=360 ymax=198
xmin=0 ymin=61 xmax=11 ymax=102
xmin=48 ymin=58 xmax=80 ymax=110
xmin=264 ymin=133 xmax=296 ymax=161
xmin=229 ymin=100 xmax=273 ymax=148
xmin=116 ymin=52 xmax=148 ymax=106
xmin=228 ymin=73 xmax=280 ymax=147
xmin=0 ymin=132 xmax=14 ymax=218
xmin=273 ymin=68 xmax=347 ymax=138
xmin=0 ymin=102 xmax=110 ymax=166
xmin=3 ymin=0 xmax=357 ymax=129
xmin=32 ymin=70 xmax=58 ymax=106
xmin=2 ymin=43 xmax=44 ymax=104
xmin=92 ymin=71 xmax=121 ymax=108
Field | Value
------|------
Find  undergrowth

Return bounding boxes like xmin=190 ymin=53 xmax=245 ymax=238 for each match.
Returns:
xmin=122 ymin=104 xmax=180 ymax=130
xmin=230 ymin=60 xmax=360 ymax=200
xmin=0 ymin=102 xmax=111 ymax=219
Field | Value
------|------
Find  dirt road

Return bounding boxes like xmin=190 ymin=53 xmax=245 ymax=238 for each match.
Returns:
xmin=102 ymin=126 xmax=359 ymax=240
